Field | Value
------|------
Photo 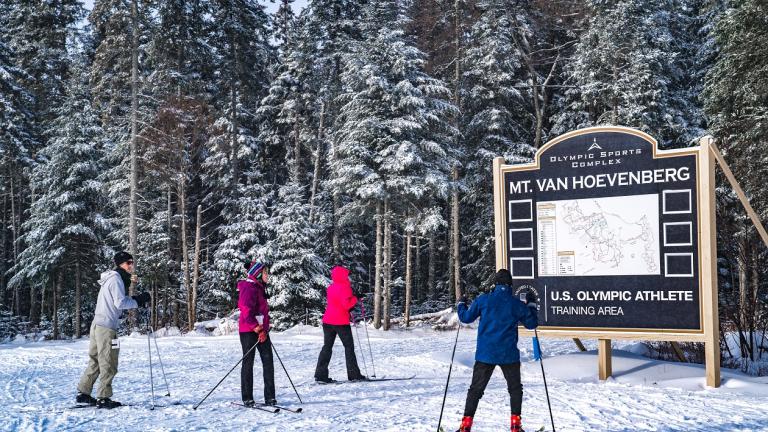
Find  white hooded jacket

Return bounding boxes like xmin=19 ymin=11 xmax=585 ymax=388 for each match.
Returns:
xmin=92 ymin=270 xmax=138 ymax=330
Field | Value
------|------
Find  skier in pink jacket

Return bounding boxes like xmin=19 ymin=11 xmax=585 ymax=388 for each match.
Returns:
xmin=237 ymin=260 xmax=275 ymax=407
xmin=314 ymin=266 xmax=366 ymax=383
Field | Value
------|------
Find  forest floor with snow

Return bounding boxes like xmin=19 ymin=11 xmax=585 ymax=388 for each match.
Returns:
xmin=2 ymin=323 xmax=768 ymax=432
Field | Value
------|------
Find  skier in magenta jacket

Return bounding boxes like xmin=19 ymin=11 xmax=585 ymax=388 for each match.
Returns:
xmin=314 ymin=266 xmax=366 ymax=383
xmin=237 ymin=261 xmax=275 ymax=407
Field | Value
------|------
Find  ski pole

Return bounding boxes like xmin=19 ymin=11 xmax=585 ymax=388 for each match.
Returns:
xmin=360 ymin=299 xmax=376 ymax=377
xmin=351 ymin=313 xmax=370 ymax=378
xmin=437 ymin=320 xmax=461 ymax=432
xmin=150 ymin=326 xmax=171 ymax=396
xmin=145 ymin=312 xmax=156 ymax=410
xmin=194 ymin=342 xmax=259 ymax=410
xmin=534 ymin=327 xmax=556 ymax=432
xmin=271 ymin=341 xmax=303 ymax=404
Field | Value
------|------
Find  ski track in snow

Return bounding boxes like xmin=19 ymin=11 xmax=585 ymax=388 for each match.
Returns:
xmin=2 ymin=326 xmax=768 ymax=431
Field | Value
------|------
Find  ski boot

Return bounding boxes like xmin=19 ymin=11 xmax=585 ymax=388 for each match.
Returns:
xmin=455 ymin=416 xmax=473 ymax=432
xmin=243 ymin=399 xmax=256 ymax=407
xmin=264 ymin=398 xmax=277 ymax=406
xmin=96 ymin=398 xmax=122 ymax=409
xmin=511 ymin=414 xmax=525 ymax=432
xmin=75 ymin=392 xmax=97 ymax=406
xmin=349 ymin=375 xmax=369 ymax=382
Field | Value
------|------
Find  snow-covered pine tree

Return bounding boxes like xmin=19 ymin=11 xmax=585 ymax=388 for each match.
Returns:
xmin=333 ymin=0 xmax=457 ymax=328
xmin=208 ymin=174 xmax=274 ymax=308
xmin=0 ymin=22 xmax=36 ymax=318
xmin=303 ymin=0 xmax=367 ymax=263
xmin=201 ymin=0 xmax=275 ymax=310
xmin=262 ymin=180 xmax=327 ymax=329
xmin=257 ymin=13 xmax=318 ymax=188
xmin=703 ymin=0 xmax=768 ymax=357
xmin=273 ymin=0 xmax=297 ymax=48
xmin=10 ymin=56 xmax=109 ymax=338
xmin=140 ymin=0 xmax=219 ymax=328
xmin=553 ymin=0 xmax=699 ymax=148
xmin=459 ymin=0 xmax=535 ymax=290
xmin=5 ymin=0 xmax=85 ymax=146
xmin=89 ymin=0 xmax=153 ymax=272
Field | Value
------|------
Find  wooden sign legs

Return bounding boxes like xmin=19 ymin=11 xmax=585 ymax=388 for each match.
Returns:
xmin=598 ymin=339 xmax=612 ymax=381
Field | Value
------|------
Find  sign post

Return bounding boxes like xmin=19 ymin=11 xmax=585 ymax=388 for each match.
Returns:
xmin=493 ymin=126 xmax=720 ymax=387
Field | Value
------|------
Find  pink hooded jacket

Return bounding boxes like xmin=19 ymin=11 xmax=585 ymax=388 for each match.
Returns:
xmin=322 ymin=266 xmax=358 ymax=325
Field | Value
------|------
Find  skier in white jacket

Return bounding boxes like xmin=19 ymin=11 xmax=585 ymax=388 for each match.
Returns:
xmin=75 ymin=251 xmax=151 ymax=409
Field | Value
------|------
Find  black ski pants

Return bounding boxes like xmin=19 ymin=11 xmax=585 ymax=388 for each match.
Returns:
xmin=239 ymin=331 xmax=275 ymax=403
xmin=463 ymin=361 xmax=523 ymax=417
xmin=314 ymin=324 xmax=363 ymax=380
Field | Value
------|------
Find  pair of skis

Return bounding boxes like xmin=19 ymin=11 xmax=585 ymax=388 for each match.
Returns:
xmin=66 ymin=400 xmax=183 ymax=410
xmin=231 ymin=401 xmax=303 ymax=413
xmin=315 ymin=375 xmax=417 ymax=385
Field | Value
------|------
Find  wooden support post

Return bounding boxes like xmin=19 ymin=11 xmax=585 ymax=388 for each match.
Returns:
xmin=493 ymin=157 xmax=506 ymax=270
xmin=598 ymin=339 xmax=612 ymax=381
xmin=699 ymin=137 xmax=721 ymax=388
xmin=573 ymin=338 xmax=587 ymax=352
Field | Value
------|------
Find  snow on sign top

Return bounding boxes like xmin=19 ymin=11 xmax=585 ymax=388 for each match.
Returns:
xmin=494 ymin=126 xmax=706 ymax=334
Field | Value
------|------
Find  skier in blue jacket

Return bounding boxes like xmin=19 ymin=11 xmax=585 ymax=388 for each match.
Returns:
xmin=455 ymin=268 xmax=538 ymax=432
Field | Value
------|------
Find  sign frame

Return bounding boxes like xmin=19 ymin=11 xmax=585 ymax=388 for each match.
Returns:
xmin=493 ymin=127 xmax=720 ymax=386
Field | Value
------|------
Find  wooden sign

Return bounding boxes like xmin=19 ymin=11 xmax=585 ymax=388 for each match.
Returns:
xmin=494 ymin=127 xmax=720 ymax=385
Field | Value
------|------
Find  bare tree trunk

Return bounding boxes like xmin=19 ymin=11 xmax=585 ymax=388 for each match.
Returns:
xmin=53 ymin=271 xmax=61 ymax=340
xmin=612 ymin=64 xmax=618 ymax=124
xmin=451 ymin=166 xmax=461 ymax=301
xmin=332 ymin=194 xmax=341 ymax=261
xmin=450 ymin=0 xmax=462 ymax=304
xmin=404 ymin=230 xmax=413 ymax=327
xmin=10 ymin=178 xmax=19 ymax=316
xmin=40 ymin=278 xmax=47 ymax=322
xmin=738 ymin=234 xmax=748 ymax=335
xmin=190 ymin=205 xmax=202 ymax=328
xmin=414 ymin=235 xmax=421 ymax=302
xmin=309 ymin=103 xmax=325 ymax=224
xmin=75 ymin=261 xmax=82 ymax=338
xmin=293 ymin=107 xmax=302 ymax=184
xmin=373 ymin=200 xmax=383 ymax=329
xmin=1 ymin=195 xmax=6 ymax=314
xmin=180 ymin=180 xmax=191 ymax=330
xmin=29 ymin=285 xmax=37 ymax=325
xmin=129 ymin=0 xmax=140 ymax=329
xmin=428 ymin=232 xmax=436 ymax=299
xmin=230 ymin=60 xmax=239 ymax=194
xmin=750 ymin=243 xmax=760 ymax=360
xmin=383 ymin=198 xmax=392 ymax=330
xmin=165 ymin=186 xmax=172 ymax=327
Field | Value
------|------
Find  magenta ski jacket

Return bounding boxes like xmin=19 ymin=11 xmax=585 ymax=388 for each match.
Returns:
xmin=322 ymin=266 xmax=358 ymax=325
xmin=238 ymin=278 xmax=270 ymax=332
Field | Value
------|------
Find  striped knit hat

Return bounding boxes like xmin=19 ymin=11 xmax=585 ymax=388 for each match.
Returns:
xmin=245 ymin=260 xmax=265 ymax=281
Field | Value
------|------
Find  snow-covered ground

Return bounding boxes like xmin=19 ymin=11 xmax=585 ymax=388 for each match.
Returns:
xmin=3 ymin=324 xmax=768 ymax=432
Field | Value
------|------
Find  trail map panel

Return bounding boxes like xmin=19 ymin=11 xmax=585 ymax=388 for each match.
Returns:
xmin=500 ymin=128 xmax=702 ymax=332
xmin=537 ymin=194 xmax=660 ymax=277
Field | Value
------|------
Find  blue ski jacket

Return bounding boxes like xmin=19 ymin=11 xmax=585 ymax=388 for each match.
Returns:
xmin=457 ymin=284 xmax=538 ymax=364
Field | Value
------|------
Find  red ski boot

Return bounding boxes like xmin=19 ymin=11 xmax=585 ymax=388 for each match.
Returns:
xmin=511 ymin=414 xmax=525 ymax=432
xmin=456 ymin=416 xmax=473 ymax=432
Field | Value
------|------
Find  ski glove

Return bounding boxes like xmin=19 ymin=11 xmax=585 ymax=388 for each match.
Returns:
xmin=254 ymin=325 xmax=268 ymax=343
xmin=132 ymin=292 xmax=151 ymax=308
xmin=523 ymin=289 xmax=538 ymax=308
